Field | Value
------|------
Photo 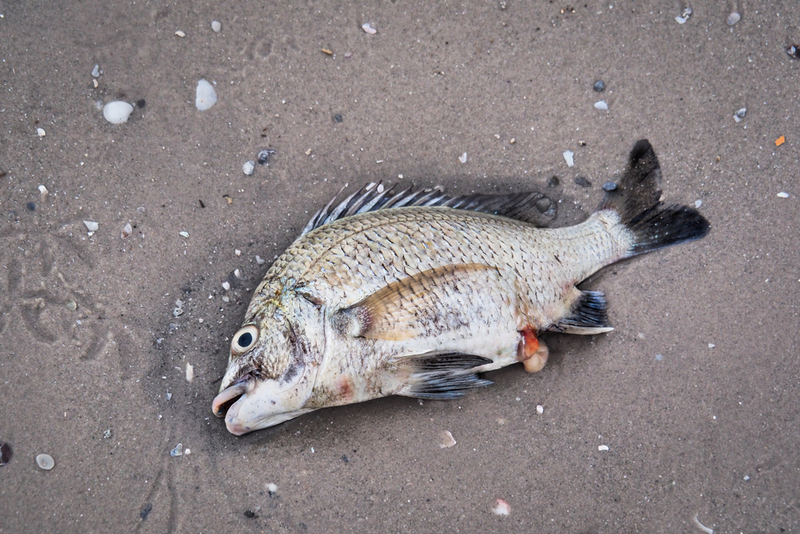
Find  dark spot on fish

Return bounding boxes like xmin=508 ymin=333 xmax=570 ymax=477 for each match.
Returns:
xmin=281 ymin=362 xmax=301 ymax=384
xmin=244 ymin=510 xmax=258 ymax=519
xmin=140 ymin=503 xmax=152 ymax=520
xmin=0 ymin=442 xmax=12 ymax=465
xmin=574 ymin=176 xmax=592 ymax=188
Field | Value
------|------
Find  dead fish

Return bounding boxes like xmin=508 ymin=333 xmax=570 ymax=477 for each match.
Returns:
xmin=212 ymin=140 xmax=709 ymax=435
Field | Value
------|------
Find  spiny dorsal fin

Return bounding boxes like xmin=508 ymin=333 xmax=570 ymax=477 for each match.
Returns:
xmin=331 ymin=264 xmax=503 ymax=341
xmin=301 ymin=182 xmax=557 ymax=236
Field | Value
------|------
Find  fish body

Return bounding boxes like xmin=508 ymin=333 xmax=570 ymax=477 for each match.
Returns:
xmin=213 ymin=140 xmax=709 ymax=435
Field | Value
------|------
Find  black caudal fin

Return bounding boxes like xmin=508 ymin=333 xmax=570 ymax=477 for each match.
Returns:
xmin=598 ymin=139 xmax=710 ymax=257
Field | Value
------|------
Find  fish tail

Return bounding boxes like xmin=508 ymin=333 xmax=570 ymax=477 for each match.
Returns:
xmin=598 ymin=139 xmax=710 ymax=257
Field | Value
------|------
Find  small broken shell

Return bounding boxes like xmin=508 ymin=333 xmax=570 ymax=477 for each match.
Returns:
xmin=36 ymin=453 xmax=55 ymax=470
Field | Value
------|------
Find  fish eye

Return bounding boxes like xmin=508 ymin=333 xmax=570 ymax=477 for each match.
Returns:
xmin=231 ymin=325 xmax=259 ymax=355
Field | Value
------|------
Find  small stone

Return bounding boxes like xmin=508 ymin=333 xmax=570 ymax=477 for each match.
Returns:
xmin=36 ymin=453 xmax=55 ymax=470
xmin=137 ymin=99 xmax=146 ymax=108
xmin=695 ymin=199 xmax=703 ymax=208
xmin=439 ymin=430 xmax=457 ymax=448
xmin=66 ymin=300 xmax=77 ymax=311
xmin=166 ymin=392 xmax=172 ymax=400
xmin=333 ymin=114 xmax=343 ymax=123
xmin=548 ymin=176 xmax=560 ymax=187
xmin=175 ymin=30 xmax=186 ymax=37
xmin=256 ymin=255 xmax=266 ymax=265
xmin=602 ymin=181 xmax=617 ymax=192
xmin=574 ymin=176 xmax=592 ymax=188
xmin=91 ymin=64 xmax=100 ymax=77
xmin=726 ymin=12 xmax=740 ymax=26
xmin=266 ymin=482 xmax=278 ymax=495
xmin=84 ymin=221 xmax=99 ymax=232
xmin=103 ymin=429 xmax=112 ymax=439
xmin=26 ymin=202 xmax=35 ymax=211
xmin=777 ymin=192 xmax=789 ymax=198
xmin=743 ymin=475 xmax=750 ymax=481
xmin=211 ymin=20 xmax=221 ymax=32
xmin=492 ymin=499 xmax=511 ymax=516
xmin=179 ymin=231 xmax=189 ymax=238
xmin=38 ymin=184 xmax=48 ymax=195
xmin=593 ymin=80 xmax=605 ymax=92
xmin=37 ymin=127 xmax=46 ymax=137
xmin=0 ymin=442 xmax=12 ymax=465
xmin=787 ymin=45 xmax=800 ymax=60
xmin=598 ymin=444 xmax=609 ymax=451
xmin=185 ymin=363 xmax=194 ymax=382
xmin=459 ymin=152 xmax=467 ymax=164
xmin=257 ymin=149 xmax=276 ymax=165
xmin=735 ymin=108 xmax=747 ymax=121
xmin=536 ymin=405 xmax=544 ymax=414
xmin=196 ymin=79 xmax=217 ymax=111
xmin=243 ymin=161 xmax=255 ymax=175
xmin=305 ymin=148 xmax=313 ymax=156
xmin=563 ymin=150 xmax=574 ymax=167
xmin=184 ymin=448 xmax=191 ymax=455
xmin=170 ymin=443 xmax=184 ymax=457
xmin=594 ymin=100 xmax=609 ymax=111
xmin=708 ymin=343 xmax=715 ymax=349
xmin=222 ymin=280 xmax=231 ymax=291
xmin=362 ymin=22 xmax=377 ymax=34
xmin=122 ymin=223 xmax=133 ymax=238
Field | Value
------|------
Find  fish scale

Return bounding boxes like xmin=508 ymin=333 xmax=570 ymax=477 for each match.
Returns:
xmin=213 ymin=140 xmax=710 ymax=435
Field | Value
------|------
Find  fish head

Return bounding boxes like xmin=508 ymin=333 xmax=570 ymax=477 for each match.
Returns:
xmin=212 ymin=291 xmax=324 ymax=435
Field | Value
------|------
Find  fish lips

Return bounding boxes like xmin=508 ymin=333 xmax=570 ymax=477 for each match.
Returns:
xmin=212 ymin=375 xmax=314 ymax=436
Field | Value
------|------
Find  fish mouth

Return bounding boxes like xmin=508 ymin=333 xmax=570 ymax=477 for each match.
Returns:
xmin=212 ymin=379 xmax=248 ymax=418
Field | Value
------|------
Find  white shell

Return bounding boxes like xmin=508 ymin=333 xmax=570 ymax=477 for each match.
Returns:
xmin=563 ymin=150 xmax=574 ymax=167
xmin=361 ymin=22 xmax=377 ymax=34
xmin=36 ymin=454 xmax=55 ymax=470
xmin=211 ymin=20 xmax=221 ymax=32
xmin=594 ymin=100 xmax=609 ymax=111
xmin=242 ymin=160 xmax=255 ymax=175
xmin=103 ymin=101 xmax=134 ymax=124
xmin=195 ymin=79 xmax=217 ymax=111
xmin=83 ymin=220 xmax=99 ymax=232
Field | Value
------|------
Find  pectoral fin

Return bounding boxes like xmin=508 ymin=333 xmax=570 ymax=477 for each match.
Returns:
xmin=397 ymin=352 xmax=494 ymax=399
xmin=331 ymin=264 xmax=502 ymax=341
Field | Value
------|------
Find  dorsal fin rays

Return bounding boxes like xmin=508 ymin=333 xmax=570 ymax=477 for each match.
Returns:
xmin=300 ymin=182 xmax=557 ymax=236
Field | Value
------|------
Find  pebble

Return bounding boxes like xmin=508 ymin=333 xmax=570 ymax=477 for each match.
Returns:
xmin=103 ymin=101 xmax=134 ymax=124
xmin=594 ymin=100 xmax=609 ymax=111
xmin=777 ymin=192 xmax=789 ymax=198
xmin=211 ymin=20 xmax=221 ymax=32
xmin=708 ymin=343 xmax=715 ymax=349
xmin=185 ymin=363 xmax=194 ymax=382
xmin=362 ymin=22 xmax=377 ymax=34
xmin=66 ymin=300 xmax=77 ymax=311
xmin=91 ymin=64 xmax=100 ymax=77
xmin=170 ymin=443 xmax=184 ymax=457
xmin=695 ymin=199 xmax=703 ymax=208
xmin=0 ymin=442 xmax=12 ymax=465
xmin=83 ymin=220 xmax=99 ymax=232
xmin=195 ymin=79 xmax=217 ymax=111
xmin=256 ymin=255 xmax=266 ymax=265
xmin=675 ymin=6 xmax=692 ymax=24
xmin=536 ymin=405 xmax=544 ymax=414
xmin=103 ymin=429 xmax=112 ymax=439
xmin=122 ymin=222 xmax=133 ymax=238
xmin=787 ymin=45 xmax=800 ymax=60
xmin=26 ymin=202 xmax=35 ymax=211
xmin=175 ymin=30 xmax=186 ymax=37
xmin=36 ymin=127 xmax=46 ymax=137
xmin=266 ymin=483 xmax=278 ymax=495
xmin=36 ymin=453 xmax=55 ymax=470
xmin=593 ymin=80 xmax=605 ymax=92
xmin=562 ymin=150 xmax=574 ymax=167
xmin=458 ymin=152 xmax=467 ymax=164
xmin=492 ymin=499 xmax=511 ymax=516
xmin=726 ymin=12 xmax=740 ymax=26
xmin=38 ymin=184 xmax=48 ymax=195
xmin=333 ymin=113 xmax=343 ymax=123
xmin=439 ymin=430 xmax=457 ymax=448
xmin=598 ymin=444 xmax=609 ymax=451
xmin=243 ymin=160 xmax=255 ymax=175
xmin=733 ymin=107 xmax=747 ymax=122
xmin=602 ymin=181 xmax=617 ymax=192
xmin=574 ymin=176 xmax=591 ymax=188
xmin=257 ymin=149 xmax=276 ymax=165
xmin=179 ymin=231 xmax=189 ymax=238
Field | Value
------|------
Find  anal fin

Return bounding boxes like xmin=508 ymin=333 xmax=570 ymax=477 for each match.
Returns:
xmin=398 ymin=352 xmax=493 ymax=400
xmin=556 ymin=290 xmax=614 ymax=335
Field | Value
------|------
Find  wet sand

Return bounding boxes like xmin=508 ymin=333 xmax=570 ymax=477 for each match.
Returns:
xmin=1 ymin=1 xmax=799 ymax=532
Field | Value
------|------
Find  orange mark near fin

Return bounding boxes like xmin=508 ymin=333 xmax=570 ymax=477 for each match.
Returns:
xmin=517 ymin=328 xmax=549 ymax=373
